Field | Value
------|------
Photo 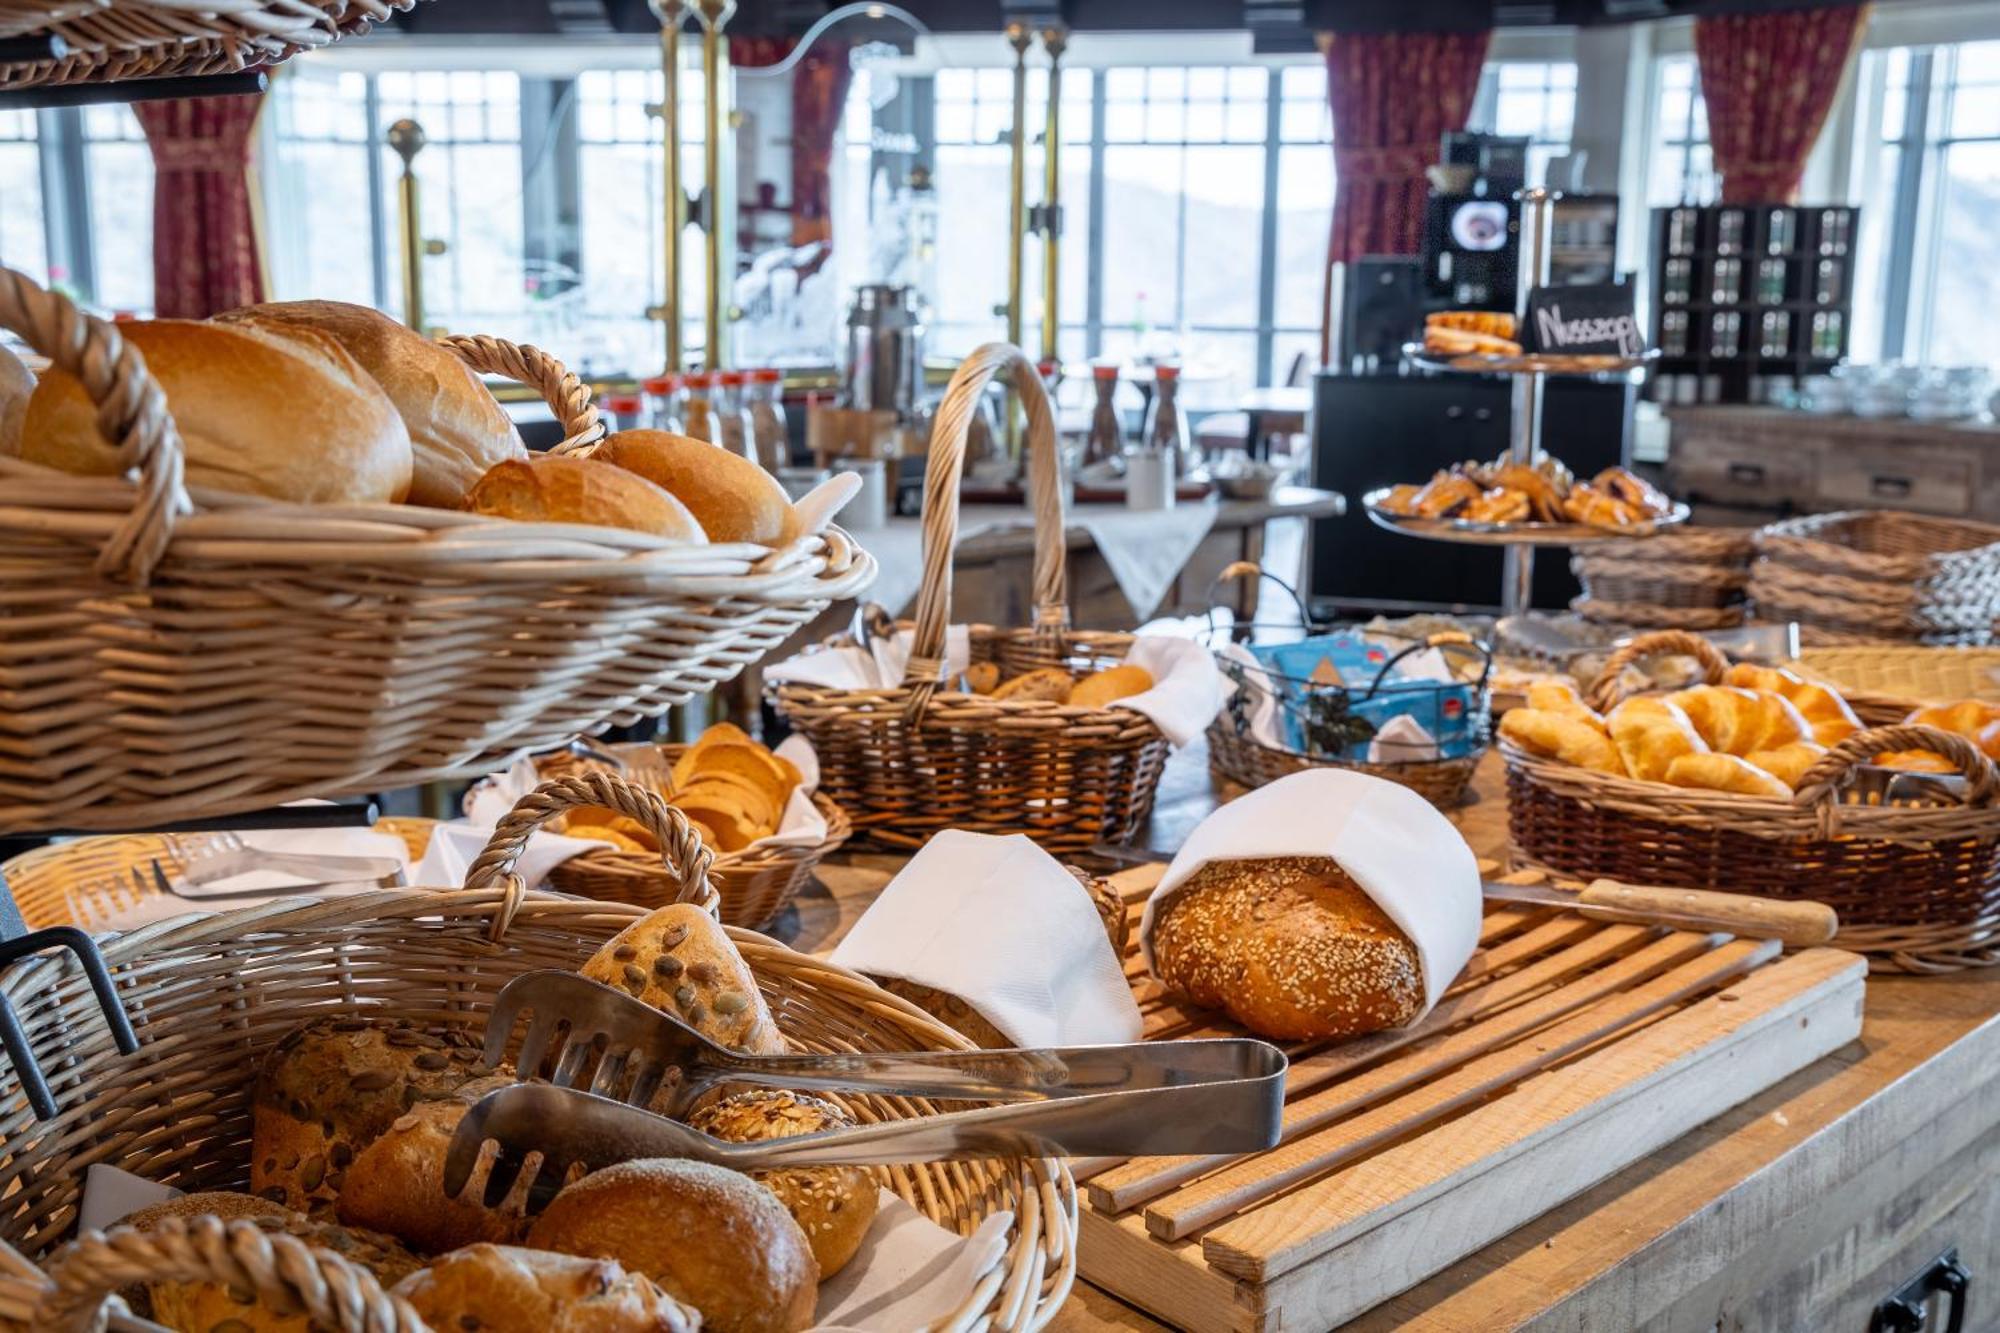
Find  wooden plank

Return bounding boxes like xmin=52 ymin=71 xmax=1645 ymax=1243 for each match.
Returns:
xmin=1075 ymin=1204 xmax=1250 ymax=1333
xmin=1146 ymin=934 xmax=1767 ymax=1242
xmin=1202 ymin=948 xmax=1865 ymax=1300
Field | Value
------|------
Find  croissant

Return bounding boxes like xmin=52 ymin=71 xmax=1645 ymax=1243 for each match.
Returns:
xmin=1664 ymin=752 xmax=1792 ymax=799
xmin=1670 ymin=686 xmax=1811 ymax=756
xmin=1607 ymin=697 xmax=1707 ymax=783
xmin=1874 ymin=749 xmax=1960 ymax=774
xmin=1743 ymin=741 xmax=1827 ymax=791
xmin=1499 ymin=708 xmax=1626 ymax=775
xmin=1724 ymin=664 xmax=1861 ymax=747
xmin=1905 ymin=700 xmax=2000 ymax=761
xmin=1525 ymin=679 xmax=1604 ymax=729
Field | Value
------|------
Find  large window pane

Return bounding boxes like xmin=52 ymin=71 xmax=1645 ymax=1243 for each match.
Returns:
xmin=1273 ymin=144 xmax=1333 ymax=330
xmin=0 ymin=110 xmax=45 ymax=284
xmin=84 ymin=107 xmax=151 ymax=315
xmin=264 ymin=69 xmax=375 ymax=307
xmin=1922 ymin=140 xmax=2000 ymax=371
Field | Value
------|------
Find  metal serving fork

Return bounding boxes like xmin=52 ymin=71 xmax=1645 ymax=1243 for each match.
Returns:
xmin=153 ymin=831 xmax=404 ymax=900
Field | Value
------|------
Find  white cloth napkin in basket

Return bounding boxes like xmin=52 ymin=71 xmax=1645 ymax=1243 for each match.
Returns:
xmin=830 ymin=830 xmax=1142 ymax=1048
xmin=1139 ymin=768 xmax=1483 ymax=1017
xmin=763 ymin=626 xmax=973 ymax=692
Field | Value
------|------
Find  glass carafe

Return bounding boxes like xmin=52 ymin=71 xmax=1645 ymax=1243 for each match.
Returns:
xmin=641 ymin=374 xmax=683 ymax=434
xmin=746 ymin=368 xmax=789 ymax=471
xmin=1140 ymin=364 xmax=1196 ymax=481
xmin=1083 ymin=364 xmax=1125 ymax=472
xmin=715 ymin=370 xmax=757 ymax=461
xmin=680 ymin=371 xmax=719 ymax=445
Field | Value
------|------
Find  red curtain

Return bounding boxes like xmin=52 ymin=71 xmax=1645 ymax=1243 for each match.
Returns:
xmin=1322 ymin=29 xmax=1490 ymax=264
xmin=133 ymin=93 xmax=265 ymax=319
xmin=1694 ymin=5 xmax=1868 ymax=204
xmin=790 ymin=41 xmax=852 ymax=246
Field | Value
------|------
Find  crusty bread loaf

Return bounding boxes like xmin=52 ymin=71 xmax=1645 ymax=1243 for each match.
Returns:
xmin=1498 ymin=707 xmax=1625 ymax=774
xmin=1071 ymin=663 xmax=1153 ymax=709
xmin=0 ymin=341 xmax=32 ymax=456
xmin=991 ymin=667 xmax=1074 ymax=703
xmin=581 ymin=903 xmax=787 ymax=1054
xmin=251 ymin=1015 xmax=492 ymax=1216
xmin=593 ymin=429 xmax=798 ymax=545
xmin=687 ymin=1090 xmax=879 ymax=1277
xmin=1606 ymin=696 xmax=1706 ymax=783
xmin=1152 ymin=856 xmax=1423 ymax=1041
xmin=527 ymin=1158 xmax=818 ymax=1333
xmin=463 ymin=454 xmax=707 ymax=541
xmin=335 ymin=1075 xmax=531 ymax=1253
xmin=219 ymin=299 xmax=525 ymax=508
xmin=21 ymin=318 xmax=414 ymax=504
xmin=393 ymin=1243 xmax=701 ymax=1333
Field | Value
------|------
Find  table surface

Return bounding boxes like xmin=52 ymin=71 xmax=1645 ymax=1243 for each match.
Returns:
xmin=777 ymin=743 xmax=2000 ymax=1331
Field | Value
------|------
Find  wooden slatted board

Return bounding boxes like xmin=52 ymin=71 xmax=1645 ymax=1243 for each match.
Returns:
xmin=1076 ymin=864 xmax=1868 ymax=1332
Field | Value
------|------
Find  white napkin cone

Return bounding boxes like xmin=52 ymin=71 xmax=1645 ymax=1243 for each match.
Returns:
xmin=830 ymin=830 xmax=1142 ymax=1048
xmin=763 ymin=626 xmax=973 ymax=691
xmin=1140 ymin=769 xmax=1482 ymax=1017
xmin=1113 ymin=633 xmax=1228 ymax=746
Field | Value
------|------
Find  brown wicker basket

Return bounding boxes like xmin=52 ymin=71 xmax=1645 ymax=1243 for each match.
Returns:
xmin=1749 ymin=510 xmax=2000 ymax=644
xmin=0 ymin=267 xmax=873 ymax=834
xmin=771 ymin=343 xmax=1173 ymax=853
xmin=1507 ymin=630 xmax=2000 ymax=973
xmin=1790 ymin=644 xmax=2000 ymax=726
xmin=0 ymin=0 xmax=412 ymax=88
xmin=1572 ymin=527 xmax=1752 ymax=608
xmin=0 ymin=772 xmax=1073 ymax=1331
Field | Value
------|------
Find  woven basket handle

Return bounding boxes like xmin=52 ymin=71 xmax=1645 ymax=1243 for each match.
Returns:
xmin=0 ymin=266 xmax=187 ymax=586
xmin=1586 ymin=629 xmax=1730 ymax=713
xmin=438 ymin=333 xmax=604 ymax=452
xmin=464 ymin=771 xmax=719 ymax=915
xmin=904 ymin=342 xmax=1065 ymax=713
xmin=32 ymin=1216 xmax=427 ymax=1332
xmin=1794 ymin=723 xmax=2000 ymax=807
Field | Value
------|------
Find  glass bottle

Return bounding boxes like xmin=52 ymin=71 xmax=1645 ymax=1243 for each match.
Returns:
xmin=746 ymin=368 xmax=789 ymax=471
xmin=681 ymin=370 xmax=719 ymax=444
xmin=1083 ymin=364 xmax=1124 ymax=471
xmin=601 ymin=392 xmax=644 ymax=433
xmin=641 ymin=373 xmax=683 ymax=434
xmin=715 ymin=370 xmax=757 ymax=461
xmin=1141 ymin=364 xmax=1196 ymax=481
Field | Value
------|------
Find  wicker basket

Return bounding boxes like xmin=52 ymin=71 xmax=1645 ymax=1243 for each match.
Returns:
xmin=1506 ymin=630 xmax=2000 ymax=973
xmin=0 ymin=0 xmax=411 ymax=88
xmin=1572 ymin=527 xmax=1752 ymax=609
xmin=1206 ymin=718 xmax=1483 ymax=809
xmin=1749 ymin=510 xmax=2000 ymax=644
xmin=0 ymin=268 xmax=873 ymax=834
xmin=516 ymin=742 xmax=852 ymax=929
xmin=771 ymin=343 xmax=1173 ymax=853
xmin=0 ymin=771 xmax=1073 ymax=1331
xmin=1789 ymin=644 xmax=2000 ymax=725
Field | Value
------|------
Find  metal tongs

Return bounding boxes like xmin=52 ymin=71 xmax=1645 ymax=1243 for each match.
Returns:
xmin=444 ymin=970 xmax=1286 ymax=1211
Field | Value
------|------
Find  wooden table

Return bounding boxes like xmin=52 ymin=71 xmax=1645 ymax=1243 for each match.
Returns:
xmin=776 ymin=743 xmax=2000 ymax=1331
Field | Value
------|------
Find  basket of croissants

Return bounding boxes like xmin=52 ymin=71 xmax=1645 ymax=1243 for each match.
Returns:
xmin=1499 ymin=630 xmax=2000 ymax=973
xmin=0 ymin=771 xmax=1072 ymax=1332
xmin=0 ymin=268 xmax=873 ymax=834
xmin=771 ymin=343 xmax=1173 ymax=853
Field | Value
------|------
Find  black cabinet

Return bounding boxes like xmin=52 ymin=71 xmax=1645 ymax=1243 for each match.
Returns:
xmin=1308 ymin=372 xmax=1637 ymax=616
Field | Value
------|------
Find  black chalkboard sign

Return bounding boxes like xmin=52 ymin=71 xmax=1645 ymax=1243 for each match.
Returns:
xmin=1521 ymin=284 xmax=1645 ymax=357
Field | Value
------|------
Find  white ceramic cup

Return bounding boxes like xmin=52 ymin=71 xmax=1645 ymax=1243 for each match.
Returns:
xmin=836 ymin=457 xmax=890 ymax=530
xmin=1125 ymin=450 xmax=1176 ymax=511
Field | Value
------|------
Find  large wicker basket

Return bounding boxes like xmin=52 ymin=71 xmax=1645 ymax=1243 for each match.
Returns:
xmin=1570 ymin=526 xmax=1753 ymax=629
xmin=1207 ymin=717 xmax=1483 ymax=809
xmin=1505 ymin=630 xmax=2000 ymax=973
xmin=1749 ymin=509 xmax=2000 ymax=644
xmin=771 ymin=343 xmax=1172 ymax=853
xmin=0 ymin=0 xmax=411 ymax=88
xmin=1790 ymin=644 xmax=2000 ymax=726
xmin=0 ymin=771 xmax=1073 ymax=1331
xmin=0 ymin=267 xmax=873 ymax=834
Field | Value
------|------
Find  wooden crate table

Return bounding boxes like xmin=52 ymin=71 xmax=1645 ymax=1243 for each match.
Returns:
xmin=783 ymin=745 xmax=2000 ymax=1331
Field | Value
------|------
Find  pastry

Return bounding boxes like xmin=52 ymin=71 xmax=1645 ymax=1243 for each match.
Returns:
xmin=990 ymin=667 xmax=1075 ymax=703
xmin=1379 ymin=482 xmax=1422 ymax=514
xmin=0 ymin=341 xmax=31 ymax=457
xmin=527 ymin=1158 xmax=818 ymax=1333
xmin=1070 ymin=663 xmax=1154 ymax=709
xmin=1663 ymin=752 xmax=1793 ymax=799
xmin=1151 ymin=856 xmax=1423 ymax=1041
xmin=1875 ymin=749 xmax=1961 ymax=774
xmin=580 ymin=903 xmax=787 ymax=1054
xmin=1670 ymin=685 xmax=1811 ymax=756
xmin=1524 ymin=679 xmax=1603 ymax=727
xmin=1411 ymin=472 xmax=1480 ymax=519
xmin=594 ymin=429 xmax=799 ymax=546
xmin=1426 ymin=310 xmax=1517 ymax=340
xmin=1498 ymin=708 xmax=1626 ymax=774
xmin=1465 ymin=486 xmax=1530 ymax=524
xmin=393 ymin=1244 xmax=701 ymax=1333
xmin=21 ymin=318 xmax=414 ymax=504
xmin=217 ymin=299 xmax=525 ymax=508
xmin=463 ymin=454 xmax=708 ymax=542
xmin=1606 ymin=696 xmax=1707 ymax=783
xmin=1563 ymin=484 xmax=1645 ymax=527
xmin=1744 ymin=741 xmax=1827 ymax=791
xmin=964 ymin=661 xmax=1001 ymax=694
xmin=1723 ymin=664 xmax=1861 ymax=747
xmin=1592 ymin=465 xmax=1672 ymax=516
xmin=1905 ymin=700 xmax=2000 ymax=761
xmin=1487 ymin=463 xmax=1564 ymax=521
xmin=335 ymin=1075 xmax=531 ymax=1254
xmin=687 ymin=1090 xmax=879 ymax=1277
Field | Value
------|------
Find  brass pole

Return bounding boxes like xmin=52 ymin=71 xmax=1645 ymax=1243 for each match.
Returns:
xmin=698 ymin=0 xmax=735 ymax=371
xmin=1003 ymin=22 xmax=1031 ymax=353
xmin=387 ymin=118 xmax=427 ymax=333
xmin=654 ymin=0 xmax=690 ymax=372
xmin=1038 ymin=24 xmax=1067 ymax=363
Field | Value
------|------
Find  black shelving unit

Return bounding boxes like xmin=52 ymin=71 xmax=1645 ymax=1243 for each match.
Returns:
xmin=1650 ymin=203 xmax=1858 ymax=405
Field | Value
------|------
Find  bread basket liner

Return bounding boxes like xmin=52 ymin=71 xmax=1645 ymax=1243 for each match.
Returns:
xmin=1138 ymin=768 xmax=1484 ymax=1015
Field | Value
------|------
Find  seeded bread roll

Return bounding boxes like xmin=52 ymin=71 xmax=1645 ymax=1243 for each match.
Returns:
xmin=580 ymin=904 xmax=787 ymax=1055
xmin=1151 ymin=856 xmax=1423 ymax=1041
xmin=336 ymin=1075 xmax=531 ymax=1254
xmin=251 ymin=1015 xmax=494 ymax=1217
xmin=393 ymin=1243 xmax=702 ymax=1333
xmin=527 ymin=1158 xmax=818 ymax=1333
xmin=688 ymin=1091 xmax=878 ymax=1277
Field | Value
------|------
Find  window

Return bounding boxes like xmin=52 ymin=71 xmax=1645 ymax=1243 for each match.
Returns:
xmin=263 ymin=67 xmax=378 ymax=310
xmin=1467 ymin=60 xmax=1577 ymax=187
xmin=0 ymin=110 xmax=44 ymax=286
xmin=81 ymin=104 xmax=151 ymax=315
xmin=1648 ymin=54 xmax=1716 ymax=206
xmin=1271 ymin=64 xmax=1333 ymax=386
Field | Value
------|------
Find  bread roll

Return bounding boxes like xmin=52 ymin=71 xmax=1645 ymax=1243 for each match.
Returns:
xmin=964 ymin=661 xmax=1000 ymax=694
xmin=526 ymin=1158 xmax=818 ymax=1333
xmin=1669 ymin=685 xmax=1811 ymax=756
xmin=991 ymin=667 xmax=1074 ymax=703
xmin=1876 ymin=748 xmax=1961 ymax=774
xmin=1744 ymin=741 xmax=1826 ymax=790
xmin=336 ymin=1075 xmax=531 ymax=1254
xmin=1664 ymin=752 xmax=1792 ymax=798
xmin=464 ymin=454 xmax=707 ymax=542
xmin=581 ymin=904 xmax=787 ymax=1054
xmin=1071 ymin=663 xmax=1154 ymax=709
xmin=1723 ymin=663 xmax=1861 ymax=747
xmin=219 ymin=299 xmax=525 ymax=508
xmin=1152 ymin=856 xmax=1423 ymax=1041
xmin=394 ymin=1244 xmax=701 ymax=1333
xmin=20 ymin=319 xmax=414 ymax=504
xmin=132 ymin=1206 xmax=421 ymax=1332
xmin=1498 ymin=707 xmax=1625 ymax=774
xmin=594 ymin=429 xmax=798 ymax=545
xmin=0 ymin=341 xmax=32 ymax=456
xmin=251 ymin=1016 xmax=492 ymax=1216
xmin=122 ymin=1190 xmax=291 ymax=1231
xmin=687 ymin=1090 xmax=879 ymax=1277
xmin=1606 ymin=696 xmax=1706 ymax=783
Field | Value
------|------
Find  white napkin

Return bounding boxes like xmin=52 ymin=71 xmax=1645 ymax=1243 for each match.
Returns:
xmin=1139 ymin=769 xmax=1482 ymax=1016
xmin=1116 ymin=632 xmax=1228 ymax=746
xmin=1216 ymin=640 xmax=1284 ymax=746
xmin=764 ymin=625 xmax=973 ymax=691
xmin=80 ymin=1164 xmax=177 ymax=1234
xmin=830 ymin=830 xmax=1141 ymax=1048
xmin=812 ymin=1193 xmax=1013 ymax=1331
xmin=1367 ymin=714 xmax=1439 ymax=764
